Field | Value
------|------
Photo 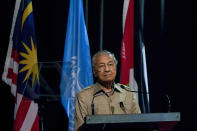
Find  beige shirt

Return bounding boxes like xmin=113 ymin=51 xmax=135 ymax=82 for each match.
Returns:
xmin=74 ymin=82 xmax=141 ymax=131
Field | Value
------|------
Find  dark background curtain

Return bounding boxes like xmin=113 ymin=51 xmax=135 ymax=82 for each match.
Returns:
xmin=0 ymin=0 xmax=194 ymax=131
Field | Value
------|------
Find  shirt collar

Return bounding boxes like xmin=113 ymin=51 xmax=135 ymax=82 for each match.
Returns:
xmin=93 ymin=82 xmax=121 ymax=96
xmin=93 ymin=82 xmax=104 ymax=96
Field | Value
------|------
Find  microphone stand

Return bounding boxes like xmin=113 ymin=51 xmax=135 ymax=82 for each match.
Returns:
xmin=165 ymin=94 xmax=171 ymax=112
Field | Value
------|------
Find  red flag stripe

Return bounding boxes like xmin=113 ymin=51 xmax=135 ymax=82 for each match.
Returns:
xmin=14 ymin=95 xmax=31 ymax=131
xmin=120 ymin=0 xmax=134 ymax=84
xmin=7 ymin=68 xmax=18 ymax=85
xmin=11 ymin=49 xmax=19 ymax=62
xmin=2 ymin=57 xmax=18 ymax=87
xmin=20 ymin=101 xmax=39 ymax=131
xmin=14 ymin=93 xmax=23 ymax=119
xmin=31 ymin=114 xmax=39 ymax=131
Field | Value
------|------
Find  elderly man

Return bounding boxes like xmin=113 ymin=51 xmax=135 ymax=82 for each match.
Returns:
xmin=74 ymin=50 xmax=141 ymax=131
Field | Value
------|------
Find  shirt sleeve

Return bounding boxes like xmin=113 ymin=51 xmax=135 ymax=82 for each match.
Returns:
xmin=74 ymin=92 xmax=88 ymax=131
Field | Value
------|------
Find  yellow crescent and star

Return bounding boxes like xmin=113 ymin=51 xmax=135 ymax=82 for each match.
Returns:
xmin=18 ymin=1 xmax=39 ymax=86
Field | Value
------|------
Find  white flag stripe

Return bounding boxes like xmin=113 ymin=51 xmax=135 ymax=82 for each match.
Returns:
xmin=2 ymin=0 xmax=21 ymax=84
xmin=10 ymin=0 xmax=21 ymax=38
xmin=129 ymin=69 xmax=138 ymax=91
xmin=13 ymin=60 xmax=19 ymax=74
xmin=11 ymin=84 xmax=17 ymax=97
xmin=2 ymin=42 xmax=12 ymax=84
xmin=14 ymin=93 xmax=23 ymax=119
xmin=129 ymin=68 xmax=139 ymax=102
xmin=123 ymin=0 xmax=130 ymax=32
xmin=20 ymin=101 xmax=38 ymax=131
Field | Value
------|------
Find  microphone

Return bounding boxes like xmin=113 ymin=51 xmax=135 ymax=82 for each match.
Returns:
xmin=91 ymin=91 xmax=103 ymax=115
xmin=118 ymin=84 xmax=151 ymax=113
xmin=165 ymin=94 xmax=171 ymax=112
xmin=119 ymin=83 xmax=172 ymax=113
xmin=91 ymin=102 xmax=95 ymax=115
xmin=119 ymin=84 xmax=149 ymax=94
xmin=119 ymin=101 xmax=126 ymax=113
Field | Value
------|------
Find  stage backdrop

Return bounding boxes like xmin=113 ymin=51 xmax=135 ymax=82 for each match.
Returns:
xmin=0 ymin=0 xmax=194 ymax=131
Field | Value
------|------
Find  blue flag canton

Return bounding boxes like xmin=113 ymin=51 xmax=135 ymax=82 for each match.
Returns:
xmin=14 ymin=0 xmax=40 ymax=99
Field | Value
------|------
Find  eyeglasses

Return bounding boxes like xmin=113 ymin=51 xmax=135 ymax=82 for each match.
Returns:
xmin=96 ymin=62 xmax=115 ymax=72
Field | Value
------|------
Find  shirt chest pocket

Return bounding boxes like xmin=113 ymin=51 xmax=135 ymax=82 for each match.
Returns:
xmin=123 ymin=102 xmax=132 ymax=113
xmin=123 ymin=95 xmax=136 ymax=113
xmin=93 ymin=96 xmax=111 ymax=114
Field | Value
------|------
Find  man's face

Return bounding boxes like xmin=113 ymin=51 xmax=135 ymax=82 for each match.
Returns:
xmin=93 ymin=54 xmax=117 ymax=83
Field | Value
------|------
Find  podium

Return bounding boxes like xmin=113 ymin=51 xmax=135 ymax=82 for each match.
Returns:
xmin=83 ymin=112 xmax=180 ymax=131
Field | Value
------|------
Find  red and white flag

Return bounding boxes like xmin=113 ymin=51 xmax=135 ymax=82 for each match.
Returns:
xmin=121 ymin=0 xmax=150 ymax=112
xmin=120 ymin=0 xmax=138 ymax=100
xmin=2 ymin=0 xmax=39 ymax=130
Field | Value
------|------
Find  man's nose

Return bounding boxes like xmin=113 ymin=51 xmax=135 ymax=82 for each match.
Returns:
xmin=104 ymin=65 xmax=110 ymax=71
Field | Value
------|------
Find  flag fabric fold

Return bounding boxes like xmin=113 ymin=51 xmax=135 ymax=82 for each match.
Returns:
xmin=59 ymin=0 xmax=93 ymax=130
xmin=135 ymin=0 xmax=150 ymax=113
xmin=2 ymin=0 xmax=40 ymax=130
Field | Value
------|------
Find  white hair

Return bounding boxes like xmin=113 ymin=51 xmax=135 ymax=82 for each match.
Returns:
xmin=92 ymin=50 xmax=118 ymax=69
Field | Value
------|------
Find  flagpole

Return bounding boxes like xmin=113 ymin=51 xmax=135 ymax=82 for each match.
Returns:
xmin=99 ymin=0 xmax=104 ymax=50
xmin=139 ymin=0 xmax=146 ymax=113
xmin=160 ymin=0 xmax=165 ymax=36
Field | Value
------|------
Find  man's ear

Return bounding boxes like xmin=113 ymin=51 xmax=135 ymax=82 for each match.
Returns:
xmin=93 ymin=69 xmax=97 ymax=77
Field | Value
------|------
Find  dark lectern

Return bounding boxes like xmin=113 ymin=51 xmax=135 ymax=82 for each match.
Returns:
xmin=82 ymin=112 xmax=180 ymax=131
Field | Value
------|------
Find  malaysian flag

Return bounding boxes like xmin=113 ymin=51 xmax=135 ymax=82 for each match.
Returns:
xmin=2 ymin=0 xmax=40 ymax=130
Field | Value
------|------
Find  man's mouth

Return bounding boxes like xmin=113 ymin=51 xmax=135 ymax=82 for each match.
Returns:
xmin=104 ymin=74 xmax=112 ymax=77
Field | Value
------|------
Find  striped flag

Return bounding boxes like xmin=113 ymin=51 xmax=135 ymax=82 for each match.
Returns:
xmin=2 ymin=0 xmax=40 ymax=130
xmin=59 ymin=0 xmax=93 ymax=131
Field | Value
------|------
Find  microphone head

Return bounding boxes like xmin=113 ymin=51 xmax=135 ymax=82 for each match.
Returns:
xmin=119 ymin=102 xmax=126 ymax=113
